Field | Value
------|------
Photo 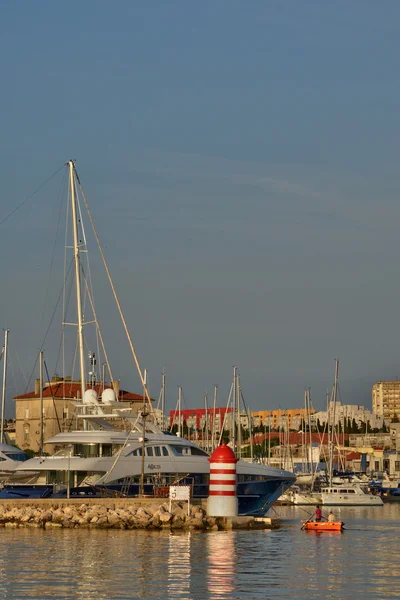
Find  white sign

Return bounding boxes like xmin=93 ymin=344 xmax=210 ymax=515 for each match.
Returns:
xmin=169 ymin=485 xmax=191 ymax=501
xmin=169 ymin=485 xmax=191 ymax=515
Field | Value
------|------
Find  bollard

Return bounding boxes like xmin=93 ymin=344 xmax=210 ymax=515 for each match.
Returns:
xmin=208 ymin=443 xmax=238 ymax=517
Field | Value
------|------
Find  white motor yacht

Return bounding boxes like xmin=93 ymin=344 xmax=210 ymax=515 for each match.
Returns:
xmin=320 ymin=484 xmax=383 ymax=506
xmin=7 ymin=390 xmax=296 ymax=515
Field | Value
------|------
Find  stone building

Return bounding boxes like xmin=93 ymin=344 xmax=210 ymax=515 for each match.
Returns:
xmin=14 ymin=376 xmax=153 ymax=453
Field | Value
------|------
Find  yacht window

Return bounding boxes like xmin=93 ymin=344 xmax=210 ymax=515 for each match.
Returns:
xmin=101 ymin=444 xmax=113 ymax=457
xmin=3 ymin=452 xmax=27 ymax=462
xmin=348 ymin=489 xmax=356 ymax=493
xmin=171 ymin=446 xmax=191 ymax=455
xmin=190 ymin=447 xmax=208 ymax=456
xmin=333 ymin=489 xmax=337 ymax=493
xmin=130 ymin=448 xmax=142 ymax=457
xmin=146 ymin=447 xmax=154 ymax=457
xmin=154 ymin=447 xmax=161 ymax=457
xmin=162 ymin=447 xmax=169 ymax=456
xmin=74 ymin=444 xmax=99 ymax=458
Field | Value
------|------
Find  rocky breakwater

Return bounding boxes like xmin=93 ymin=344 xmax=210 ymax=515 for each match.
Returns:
xmin=0 ymin=502 xmax=226 ymax=531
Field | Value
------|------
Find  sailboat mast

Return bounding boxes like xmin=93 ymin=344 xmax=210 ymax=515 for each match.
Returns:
xmin=68 ymin=161 xmax=86 ymax=404
xmin=329 ymin=359 xmax=339 ymax=486
xmin=211 ymin=384 xmax=217 ymax=452
xmin=0 ymin=329 xmax=9 ymax=444
xmin=178 ymin=386 xmax=182 ymax=438
xmin=237 ymin=376 xmax=242 ymax=459
xmin=303 ymin=389 xmax=307 ymax=473
xmin=232 ymin=366 xmax=237 ymax=454
xmin=161 ymin=371 xmax=166 ymax=429
xmin=39 ymin=350 xmax=44 ymax=454
xmin=204 ymin=392 xmax=208 ymax=453
xmin=307 ymin=388 xmax=314 ymax=480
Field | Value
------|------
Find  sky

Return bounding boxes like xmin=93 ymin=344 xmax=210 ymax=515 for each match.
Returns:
xmin=0 ymin=1 xmax=400 ymax=417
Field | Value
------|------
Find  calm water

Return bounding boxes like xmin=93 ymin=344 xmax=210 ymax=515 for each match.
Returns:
xmin=0 ymin=504 xmax=399 ymax=599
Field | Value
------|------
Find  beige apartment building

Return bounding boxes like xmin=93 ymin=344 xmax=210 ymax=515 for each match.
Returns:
xmin=372 ymin=381 xmax=400 ymax=421
xmin=252 ymin=408 xmax=315 ymax=431
xmin=14 ymin=376 xmax=152 ymax=453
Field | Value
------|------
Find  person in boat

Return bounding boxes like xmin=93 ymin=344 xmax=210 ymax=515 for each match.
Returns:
xmin=315 ymin=505 xmax=322 ymax=522
xmin=328 ymin=510 xmax=335 ymax=522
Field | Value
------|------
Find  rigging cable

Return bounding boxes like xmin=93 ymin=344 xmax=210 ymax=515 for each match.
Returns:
xmin=0 ymin=164 xmax=65 ymax=227
xmin=23 ymin=260 xmax=74 ymax=394
xmin=76 ymin=167 xmax=156 ymax=420
xmin=38 ymin=168 xmax=67 ymax=337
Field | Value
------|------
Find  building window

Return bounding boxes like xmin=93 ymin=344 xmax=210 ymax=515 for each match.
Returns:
xmin=25 ymin=408 xmax=29 ymax=420
xmin=24 ymin=425 xmax=29 ymax=441
xmin=395 ymin=461 xmax=400 ymax=471
xmin=63 ymin=408 xmax=68 ymax=419
xmin=374 ymin=461 xmax=380 ymax=471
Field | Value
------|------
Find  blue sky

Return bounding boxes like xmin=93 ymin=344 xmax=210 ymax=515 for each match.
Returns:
xmin=1 ymin=1 xmax=400 ymax=416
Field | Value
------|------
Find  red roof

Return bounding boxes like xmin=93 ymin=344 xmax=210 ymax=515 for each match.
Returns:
xmin=13 ymin=382 xmax=153 ymax=402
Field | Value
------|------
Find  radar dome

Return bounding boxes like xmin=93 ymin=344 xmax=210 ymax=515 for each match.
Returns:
xmin=83 ymin=389 xmax=98 ymax=405
xmin=102 ymin=388 xmax=116 ymax=405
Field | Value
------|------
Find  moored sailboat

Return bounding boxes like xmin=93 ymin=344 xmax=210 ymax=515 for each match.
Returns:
xmin=3 ymin=160 xmax=296 ymax=514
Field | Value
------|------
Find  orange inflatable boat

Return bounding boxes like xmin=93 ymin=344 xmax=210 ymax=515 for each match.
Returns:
xmin=301 ymin=520 xmax=344 ymax=532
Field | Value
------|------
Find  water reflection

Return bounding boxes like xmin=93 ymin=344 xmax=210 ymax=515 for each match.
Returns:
xmin=207 ymin=532 xmax=237 ymax=597
xmin=0 ymin=506 xmax=399 ymax=599
xmin=168 ymin=531 xmax=191 ymax=599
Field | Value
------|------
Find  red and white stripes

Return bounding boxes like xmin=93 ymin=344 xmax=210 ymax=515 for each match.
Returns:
xmin=209 ymin=463 xmax=237 ymax=496
xmin=207 ymin=443 xmax=238 ymax=516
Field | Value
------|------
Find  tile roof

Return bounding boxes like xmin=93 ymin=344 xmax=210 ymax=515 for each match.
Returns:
xmin=13 ymin=382 xmax=154 ymax=402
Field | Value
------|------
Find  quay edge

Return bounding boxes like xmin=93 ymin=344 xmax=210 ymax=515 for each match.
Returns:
xmin=0 ymin=498 xmax=280 ymax=530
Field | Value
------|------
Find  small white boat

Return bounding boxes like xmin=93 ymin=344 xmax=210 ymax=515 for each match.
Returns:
xmin=321 ymin=485 xmax=383 ymax=506
xmin=292 ymin=491 xmax=322 ymax=505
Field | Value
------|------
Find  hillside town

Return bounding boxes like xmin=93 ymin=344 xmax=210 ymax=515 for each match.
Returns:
xmin=7 ymin=375 xmax=400 ymax=482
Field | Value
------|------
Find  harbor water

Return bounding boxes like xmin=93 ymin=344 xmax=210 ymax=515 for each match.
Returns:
xmin=1 ymin=504 xmax=399 ymax=599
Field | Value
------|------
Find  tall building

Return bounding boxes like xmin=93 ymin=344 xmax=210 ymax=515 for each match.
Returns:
xmin=372 ymin=381 xmax=400 ymax=421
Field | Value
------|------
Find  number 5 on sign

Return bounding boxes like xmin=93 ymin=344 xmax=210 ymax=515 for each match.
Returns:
xmin=169 ymin=485 xmax=191 ymax=515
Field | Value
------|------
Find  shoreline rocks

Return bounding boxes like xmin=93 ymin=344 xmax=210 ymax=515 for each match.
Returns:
xmin=0 ymin=499 xmax=280 ymax=530
xmin=0 ymin=502 xmax=224 ymax=531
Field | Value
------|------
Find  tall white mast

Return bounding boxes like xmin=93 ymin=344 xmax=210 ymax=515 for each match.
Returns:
xmin=211 ymin=384 xmax=217 ymax=451
xmin=204 ymin=391 xmax=209 ymax=453
xmin=161 ymin=371 xmax=166 ymax=429
xmin=232 ymin=366 xmax=237 ymax=453
xmin=39 ymin=350 xmax=44 ymax=454
xmin=68 ymin=160 xmax=86 ymax=405
xmin=307 ymin=388 xmax=314 ymax=483
xmin=329 ymin=359 xmax=339 ymax=487
xmin=237 ymin=375 xmax=242 ymax=459
xmin=178 ymin=386 xmax=182 ymax=438
xmin=0 ymin=329 xmax=9 ymax=444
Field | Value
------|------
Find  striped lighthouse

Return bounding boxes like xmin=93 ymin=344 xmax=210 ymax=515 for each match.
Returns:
xmin=207 ymin=443 xmax=238 ymax=517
